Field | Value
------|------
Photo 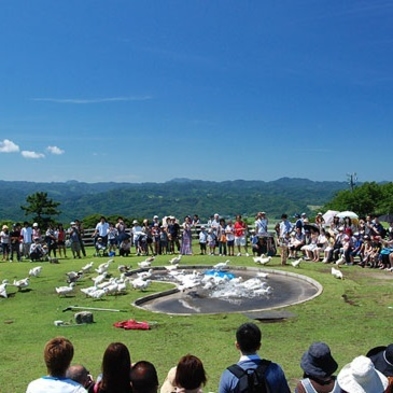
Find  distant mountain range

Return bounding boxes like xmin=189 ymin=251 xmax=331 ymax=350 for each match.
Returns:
xmin=0 ymin=178 xmax=349 ymax=223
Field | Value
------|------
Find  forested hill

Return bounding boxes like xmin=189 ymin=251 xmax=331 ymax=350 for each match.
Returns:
xmin=0 ymin=178 xmax=348 ymax=222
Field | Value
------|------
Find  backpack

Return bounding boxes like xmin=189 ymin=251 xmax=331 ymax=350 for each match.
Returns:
xmin=227 ymin=360 xmax=271 ymax=393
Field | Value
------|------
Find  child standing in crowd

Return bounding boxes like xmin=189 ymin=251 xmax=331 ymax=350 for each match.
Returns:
xmin=0 ymin=225 xmax=10 ymax=261
xmin=207 ymin=229 xmax=217 ymax=255
xmin=198 ymin=226 xmax=208 ymax=255
xmin=160 ymin=226 xmax=168 ymax=255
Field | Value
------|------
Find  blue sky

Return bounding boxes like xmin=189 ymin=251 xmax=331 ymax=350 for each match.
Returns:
xmin=1 ymin=1 xmax=392 ymax=184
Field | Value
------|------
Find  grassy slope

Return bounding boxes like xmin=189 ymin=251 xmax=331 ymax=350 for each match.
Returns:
xmin=0 ymin=249 xmax=392 ymax=393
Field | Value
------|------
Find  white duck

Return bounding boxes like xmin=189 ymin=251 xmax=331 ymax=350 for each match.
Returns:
xmin=138 ymin=260 xmax=151 ymax=269
xmin=164 ymin=264 xmax=178 ymax=271
xmin=137 ymin=268 xmax=153 ymax=280
xmin=29 ymin=266 xmax=42 ymax=277
xmin=213 ymin=260 xmax=230 ymax=271
xmin=331 ymin=267 xmax=343 ymax=279
xmin=81 ymin=261 xmax=94 ymax=273
xmin=169 ymin=255 xmax=182 ymax=265
xmin=66 ymin=271 xmax=83 ymax=283
xmin=335 ymin=256 xmax=345 ymax=266
xmin=254 ymin=286 xmax=273 ymax=296
xmin=13 ymin=277 xmax=30 ymax=291
xmin=256 ymin=272 xmax=269 ymax=279
xmin=132 ymin=278 xmax=152 ymax=291
xmin=291 ymin=258 xmax=302 ymax=268
xmin=81 ymin=286 xmax=99 ymax=297
xmin=253 ymin=254 xmax=266 ymax=263
xmin=91 ymin=273 xmax=108 ymax=286
xmin=86 ymin=288 xmax=108 ymax=299
xmin=0 ymin=280 xmax=9 ymax=298
xmin=254 ymin=256 xmax=271 ymax=265
xmin=117 ymin=264 xmax=131 ymax=273
xmin=55 ymin=282 xmax=75 ymax=296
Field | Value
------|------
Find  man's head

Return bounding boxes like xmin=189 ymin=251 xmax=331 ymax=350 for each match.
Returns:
xmin=66 ymin=364 xmax=92 ymax=388
xmin=130 ymin=361 xmax=159 ymax=393
xmin=44 ymin=336 xmax=74 ymax=377
xmin=235 ymin=323 xmax=261 ymax=354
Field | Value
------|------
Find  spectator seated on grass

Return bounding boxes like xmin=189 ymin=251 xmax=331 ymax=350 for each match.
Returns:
xmin=295 ymin=341 xmax=340 ymax=393
xmin=218 ymin=322 xmax=290 ymax=393
xmin=161 ymin=354 xmax=207 ymax=393
xmin=130 ymin=361 xmax=159 ymax=393
xmin=67 ymin=364 xmax=94 ymax=392
xmin=26 ymin=336 xmax=87 ymax=393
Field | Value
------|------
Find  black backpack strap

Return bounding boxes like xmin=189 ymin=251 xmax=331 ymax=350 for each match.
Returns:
xmin=227 ymin=360 xmax=272 ymax=393
xmin=227 ymin=364 xmax=247 ymax=379
xmin=255 ymin=359 xmax=271 ymax=374
xmin=227 ymin=360 xmax=271 ymax=376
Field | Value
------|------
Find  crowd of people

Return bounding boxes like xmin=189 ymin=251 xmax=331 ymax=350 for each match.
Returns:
xmin=26 ymin=323 xmax=393 ymax=393
xmin=1 ymin=212 xmax=393 ymax=268
xmin=275 ymin=213 xmax=393 ymax=270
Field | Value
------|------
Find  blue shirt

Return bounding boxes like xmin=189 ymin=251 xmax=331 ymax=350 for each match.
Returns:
xmin=219 ymin=354 xmax=290 ymax=393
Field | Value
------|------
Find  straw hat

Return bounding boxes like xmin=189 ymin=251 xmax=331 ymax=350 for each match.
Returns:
xmin=337 ymin=355 xmax=388 ymax=393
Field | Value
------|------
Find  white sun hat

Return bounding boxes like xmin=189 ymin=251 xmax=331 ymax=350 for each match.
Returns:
xmin=337 ymin=355 xmax=388 ymax=393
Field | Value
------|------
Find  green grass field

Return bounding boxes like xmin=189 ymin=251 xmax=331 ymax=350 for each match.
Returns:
xmin=1 ymin=248 xmax=392 ymax=393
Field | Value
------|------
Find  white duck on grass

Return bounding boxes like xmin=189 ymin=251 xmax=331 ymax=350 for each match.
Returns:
xmin=169 ymin=255 xmax=182 ymax=265
xmin=13 ymin=277 xmax=30 ymax=291
xmin=28 ymin=266 xmax=42 ymax=278
xmin=291 ymin=258 xmax=302 ymax=268
xmin=131 ymin=278 xmax=152 ymax=291
xmin=81 ymin=261 xmax=94 ymax=274
xmin=55 ymin=282 xmax=75 ymax=297
xmin=0 ymin=280 xmax=9 ymax=298
xmin=253 ymin=255 xmax=272 ymax=265
xmin=331 ymin=267 xmax=344 ymax=279
xmin=137 ymin=268 xmax=153 ymax=280
xmin=95 ymin=259 xmax=114 ymax=274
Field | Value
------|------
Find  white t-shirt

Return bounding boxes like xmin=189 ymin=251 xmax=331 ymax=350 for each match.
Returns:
xmin=26 ymin=376 xmax=87 ymax=393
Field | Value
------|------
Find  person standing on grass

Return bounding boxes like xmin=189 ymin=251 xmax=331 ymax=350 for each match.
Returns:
xmin=219 ymin=322 xmax=290 ymax=393
xmin=279 ymin=214 xmax=293 ymax=265
xmin=198 ymin=225 xmax=208 ymax=254
xmin=92 ymin=216 xmax=109 ymax=248
xmin=57 ymin=223 xmax=67 ymax=258
xmin=21 ymin=221 xmax=33 ymax=259
xmin=225 ymin=220 xmax=235 ymax=256
xmin=0 ymin=224 xmax=10 ymax=261
xmin=180 ymin=216 xmax=193 ymax=255
xmin=234 ymin=215 xmax=249 ymax=256
xmin=255 ymin=211 xmax=269 ymax=237
xmin=68 ymin=222 xmax=82 ymax=259
xmin=26 ymin=336 xmax=87 ymax=393
xmin=10 ymin=223 xmax=21 ymax=262
xmin=74 ymin=219 xmax=86 ymax=257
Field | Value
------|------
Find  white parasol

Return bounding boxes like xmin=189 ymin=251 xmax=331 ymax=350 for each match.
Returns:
xmin=336 ymin=211 xmax=359 ymax=221
xmin=322 ymin=210 xmax=339 ymax=225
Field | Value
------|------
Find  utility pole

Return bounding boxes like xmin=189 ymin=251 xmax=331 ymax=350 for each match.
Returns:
xmin=347 ymin=172 xmax=357 ymax=192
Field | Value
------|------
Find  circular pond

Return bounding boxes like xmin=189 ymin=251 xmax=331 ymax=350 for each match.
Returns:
xmin=132 ymin=266 xmax=322 ymax=315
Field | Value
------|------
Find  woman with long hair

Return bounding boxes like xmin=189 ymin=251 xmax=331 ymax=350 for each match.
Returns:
xmin=94 ymin=342 xmax=132 ymax=393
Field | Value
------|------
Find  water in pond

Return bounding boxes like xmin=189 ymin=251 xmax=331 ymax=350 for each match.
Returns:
xmin=133 ymin=267 xmax=321 ymax=315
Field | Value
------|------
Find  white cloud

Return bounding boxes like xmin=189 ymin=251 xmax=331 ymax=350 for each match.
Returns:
xmin=21 ymin=151 xmax=45 ymax=159
xmin=0 ymin=139 xmax=20 ymax=153
xmin=32 ymin=96 xmax=152 ymax=104
xmin=47 ymin=145 xmax=65 ymax=155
